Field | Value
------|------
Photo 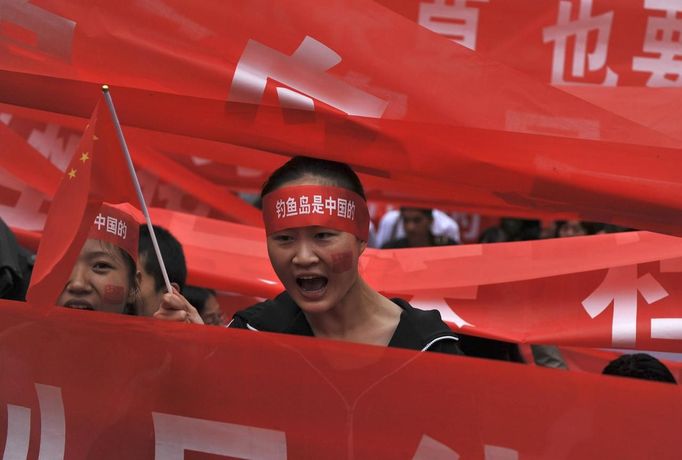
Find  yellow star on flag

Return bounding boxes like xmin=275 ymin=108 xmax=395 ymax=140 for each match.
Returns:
xmin=67 ymin=168 xmax=77 ymax=180
xmin=80 ymin=152 xmax=90 ymax=163
xmin=92 ymin=134 xmax=99 ymax=141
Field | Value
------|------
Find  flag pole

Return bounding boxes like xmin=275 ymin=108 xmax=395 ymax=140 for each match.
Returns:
xmin=101 ymin=85 xmax=174 ymax=296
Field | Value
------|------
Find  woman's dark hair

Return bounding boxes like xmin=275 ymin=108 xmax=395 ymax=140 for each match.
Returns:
xmin=261 ymin=156 xmax=366 ymax=200
xmin=603 ymin=353 xmax=677 ymax=384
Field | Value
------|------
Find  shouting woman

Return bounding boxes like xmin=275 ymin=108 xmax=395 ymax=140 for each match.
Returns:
xmin=156 ymin=157 xmax=461 ymax=354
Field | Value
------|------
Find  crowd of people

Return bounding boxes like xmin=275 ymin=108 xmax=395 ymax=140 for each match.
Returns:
xmin=0 ymin=156 xmax=675 ymax=384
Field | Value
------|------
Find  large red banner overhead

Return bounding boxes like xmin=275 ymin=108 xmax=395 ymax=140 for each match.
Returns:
xmin=2 ymin=71 xmax=682 ymax=234
xmin=0 ymin=101 xmax=576 ymax=230
xmin=0 ymin=102 xmax=266 ymax=225
xmin=386 ymin=0 xmax=681 ymax=88
xmin=0 ymin=299 xmax=680 ymax=459
xmin=1 ymin=0 xmax=682 ymax=234
xmin=384 ymin=0 xmax=682 ymax=141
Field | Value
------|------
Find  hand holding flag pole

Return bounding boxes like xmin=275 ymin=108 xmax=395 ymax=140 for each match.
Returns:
xmin=101 ymin=85 xmax=174 ymax=296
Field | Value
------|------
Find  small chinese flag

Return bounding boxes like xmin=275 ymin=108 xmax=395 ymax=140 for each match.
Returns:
xmin=26 ymin=96 xmax=139 ymax=306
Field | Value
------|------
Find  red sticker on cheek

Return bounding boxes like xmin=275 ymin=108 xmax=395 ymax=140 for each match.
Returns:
xmin=331 ymin=252 xmax=354 ymax=274
xmin=103 ymin=284 xmax=125 ymax=304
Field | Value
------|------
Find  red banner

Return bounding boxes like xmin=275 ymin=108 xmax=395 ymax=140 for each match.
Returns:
xmin=385 ymin=0 xmax=681 ymax=87
xmin=2 ymin=1 xmax=682 ymax=234
xmin=155 ymin=210 xmax=682 ymax=353
xmin=0 ymin=299 xmax=680 ymax=459
xmin=13 ymin=207 xmax=682 ymax=353
xmin=0 ymin=101 xmax=570 ymax=225
xmin=0 ymin=103 xmax=264 ymax=225
xmin=383 ymin=0 xmax=682 ymax=141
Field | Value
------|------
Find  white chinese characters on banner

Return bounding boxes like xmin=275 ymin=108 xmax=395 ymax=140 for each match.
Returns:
xmin=3 ymin=384 xmax=65 ymax=460
xmin=0 ymin=169 xmax=48 ymax=231
xmin=582 ymin=265 xmax=669 ymax=347
xmin=543 ymin=0 xmax=618 ymax=86
xmin=653 ymin=258 xmax=682 ymax=340
xmin=275 ymin=195 xmax=356 ymax=220
xmin=1 ymin=112 xmax=80 ymax=174
xmin=418 ymin=0 xmax=489 ymax=50
xmin=411 ymin=434 xmax=519 ymax=460
xmin=632 ymin=0 xmax=682 ymax=87
xmin=153 ymin=413 xmax=287 ymax=460
xmin=228 ymin=36 xmax=388 ymax=118
xmin=26 ymin=123 xmax=80 ymax=173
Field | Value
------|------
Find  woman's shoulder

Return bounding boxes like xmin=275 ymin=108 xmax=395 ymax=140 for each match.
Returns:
xmin=389 ymin=298 xmax=462 ymax=354
xmin=228 ymin=292 xmax=313 ymax=335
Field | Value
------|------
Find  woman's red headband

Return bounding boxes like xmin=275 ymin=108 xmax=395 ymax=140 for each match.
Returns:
xmin=87 ymin=202 xmax=140 ymax=261
xmin=262 ymin=185 xmax=370 ymax=240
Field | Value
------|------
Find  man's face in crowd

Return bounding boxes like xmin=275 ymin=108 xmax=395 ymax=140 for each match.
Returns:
xmin=558 ymin=220 xmax=587 ymax=238
xmin=401 ymin=209 xmax=432 ymax=247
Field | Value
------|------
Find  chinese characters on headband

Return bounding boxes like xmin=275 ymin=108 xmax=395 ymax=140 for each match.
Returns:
xmin=263 ymin=186 xmax=368 ymax=240
xmin=93 ymin=213 xmax=128 ymax=239
xmin=275 ymin=195 xmax=356 ymax=220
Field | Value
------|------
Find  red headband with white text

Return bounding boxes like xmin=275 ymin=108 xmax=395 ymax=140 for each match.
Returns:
xmin=262 ymin=185 xmax=369 ymax=240
xmin=87 ymin=202 xmax=140 ymax=261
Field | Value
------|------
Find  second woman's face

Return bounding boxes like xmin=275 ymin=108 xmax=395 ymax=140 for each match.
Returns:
xmin=267 ymin=225 xmax=365 ymax=315
xmin=57 ymin=239 xmax=135 ymax=314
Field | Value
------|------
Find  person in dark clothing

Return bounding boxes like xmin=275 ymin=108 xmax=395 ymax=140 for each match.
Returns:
xmin=478 ymin=218 xmax=541 ymax=243
xmin=230 ymin=292 xmax=460 ymax=353
xmin=456 ymin=335 xmax=525 ymax=363
xmin=382 ymin=207 xmax=457 ymax=249
xmin=155 ymin=156 xmax=461 ymax=355
xmin=603 ymin=353 xmax=677 ymax=384
xmin=0 ymin=217 xmax=33 ymax=301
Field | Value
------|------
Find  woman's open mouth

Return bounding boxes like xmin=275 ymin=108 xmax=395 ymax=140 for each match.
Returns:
xmin=62 ymin=301 xmax=95 ymax=311
xmin=296 ymin=276 xmax=328 ymax=294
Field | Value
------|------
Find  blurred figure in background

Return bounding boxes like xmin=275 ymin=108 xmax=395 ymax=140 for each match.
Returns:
xmin=183 ymin=286 xmax=225 ymax=326
xmin=555 ymin=220 xmax=589 ymax=238
xmin=374 ymin=208 xmax=460 ymax=248
xmin=478 ymin=218 xmax=541 ymax=243
xmin=0 ymin=217 xmax=33 ymax=301
xmin=382 ymin=208 xmax=459 ymax=249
